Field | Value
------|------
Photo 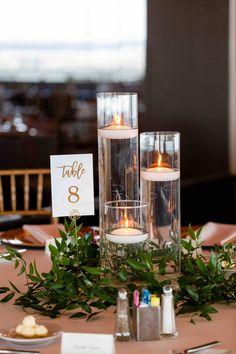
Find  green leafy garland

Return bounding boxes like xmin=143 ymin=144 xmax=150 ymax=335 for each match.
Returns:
xmin=0 ymin=220 xmax=236 ymax=322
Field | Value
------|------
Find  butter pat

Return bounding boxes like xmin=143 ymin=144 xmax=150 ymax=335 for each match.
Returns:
xmin=15 ymin=315 xmax=48 ymax=338
xmin=35 ymin=325 xmax=48 ymax=337
xmin=22 ymin=315 xmax=36 ymax=327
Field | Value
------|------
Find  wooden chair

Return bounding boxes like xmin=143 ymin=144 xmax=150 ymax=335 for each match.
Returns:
xmin=0 ymin=169 xmax=56 ymax=223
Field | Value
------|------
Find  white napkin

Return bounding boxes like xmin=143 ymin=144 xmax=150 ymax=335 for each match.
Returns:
xmin=200 ymin=222 xmax=236 ymax=246
xmin=22 ymin=224 xmax=64 ymax=244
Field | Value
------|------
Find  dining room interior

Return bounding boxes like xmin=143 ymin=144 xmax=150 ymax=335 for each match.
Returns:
xmin=0 ymin=1 xmax=236 ymax=354
xmin=0 ymin=0 xmax=235 ymax=231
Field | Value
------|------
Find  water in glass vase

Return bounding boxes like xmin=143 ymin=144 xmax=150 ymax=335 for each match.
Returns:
xmin=140 ymin=175 xmax=181 ymax=283
xmin=98 ymin=133 xmax=139 ymax=265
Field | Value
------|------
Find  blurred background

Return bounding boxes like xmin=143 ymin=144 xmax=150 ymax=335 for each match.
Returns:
xmin=0 ymin=0 xmax=235 ymax=227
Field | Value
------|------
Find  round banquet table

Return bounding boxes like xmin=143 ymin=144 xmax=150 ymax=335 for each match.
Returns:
xmin=0 ymin=249 xmax=236 ymax=354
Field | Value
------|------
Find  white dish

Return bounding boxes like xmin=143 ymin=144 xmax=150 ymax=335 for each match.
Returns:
xmin=0 ymin=322 xmax=62 ymax=346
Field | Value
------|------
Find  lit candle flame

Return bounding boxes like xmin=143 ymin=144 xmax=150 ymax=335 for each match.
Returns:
xmin=124 ymin=209 xmax=129 ymax=229
xmin=113 ymin=113 xmax=121 ymax=126
xmin=157 ymin=154 xmax=162 ymax=167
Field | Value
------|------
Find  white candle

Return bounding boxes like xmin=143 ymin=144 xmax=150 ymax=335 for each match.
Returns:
xmin=98 ymin=126 xmax=138 ymax=140
xmin=106 ymin=227 xmax=148 ymax=244
xmin=141 ymin=167 xmax=180 ymax=182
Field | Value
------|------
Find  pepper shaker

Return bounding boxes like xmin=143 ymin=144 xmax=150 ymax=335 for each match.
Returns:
xmin=161 ymin=285 xmax=177 ymax=336
xmin=115 ymin=288 xmax=131 ymax=341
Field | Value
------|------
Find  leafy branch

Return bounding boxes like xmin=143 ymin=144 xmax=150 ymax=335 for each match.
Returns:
xmin=176 ymin=226 xmax=236 ymax=322
xmin=0 ymin=222 xmax=236 ymax=322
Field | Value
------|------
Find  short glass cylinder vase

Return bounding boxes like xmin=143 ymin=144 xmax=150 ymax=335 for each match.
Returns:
xmin=97 ymin=92 xmax=139 ymax=264
xmin=104 ymin=200 xmax=149 ymax=272
xmin=140 ymin=132 xmax=181 ymax=282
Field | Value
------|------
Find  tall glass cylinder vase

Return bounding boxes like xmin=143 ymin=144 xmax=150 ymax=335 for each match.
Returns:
xmin=97 ymin=92 xmax=139 ymax=266
xmin=140 ymin=132 xmax=181 ymax=283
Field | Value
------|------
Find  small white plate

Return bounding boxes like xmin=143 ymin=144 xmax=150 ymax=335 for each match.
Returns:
xmin=0 ymin=322 xmax=62 ymax=346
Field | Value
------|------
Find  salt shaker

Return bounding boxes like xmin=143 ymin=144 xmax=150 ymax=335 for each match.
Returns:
xmin=161 ymin=285 xmax=177 ymax=336
xmin=115 ymin=288 xmax=131 ymax=341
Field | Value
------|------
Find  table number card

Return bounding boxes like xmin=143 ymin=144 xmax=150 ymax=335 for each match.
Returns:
xmin=61 ymin=333 xmax=116 ymax=354
xmin=50 ymin=154 xmax=94 ymax=217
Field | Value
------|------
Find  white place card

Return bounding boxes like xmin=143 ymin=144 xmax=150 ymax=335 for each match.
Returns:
xmin=50 ymin=154 xmax=94 ymax=217
xmin=61 ymin=332 xmax=116 ymax=354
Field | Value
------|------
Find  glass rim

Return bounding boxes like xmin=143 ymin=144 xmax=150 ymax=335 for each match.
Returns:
xmin=140 ymin=131 xmax=180 ymax=136
xmin=105 ymin=200 xmax=148 ymax=209
xmin=96 ymin=92 xmax=137 ymax=98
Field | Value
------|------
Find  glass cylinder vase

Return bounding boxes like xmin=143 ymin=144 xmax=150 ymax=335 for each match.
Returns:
xmin=140 ymin=132 xmax=181 ymax=282
xmin=97 ymin=92 xmax=139 ymax=265
xmin=104 ymin=200 xmax=149 ymax=271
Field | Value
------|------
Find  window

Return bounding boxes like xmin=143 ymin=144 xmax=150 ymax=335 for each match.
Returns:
xmin=0 ymin=0 xmax=146 ymax=83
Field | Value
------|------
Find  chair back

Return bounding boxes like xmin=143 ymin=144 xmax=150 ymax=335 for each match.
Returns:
xmin=0 ymin=169 xmax=52 ymax=218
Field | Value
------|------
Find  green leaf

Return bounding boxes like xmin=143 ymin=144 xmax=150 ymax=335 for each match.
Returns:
xmin=66 ymin=303 xmax=81 ymax=310
xmin=118 ymin=269 xmax=128 ymax=282
xmin=82 ymin=266 xmax=103 ymax=275
xmin=199 ymin=305 xmax=217 ymax=314
xmin=80 ymin=303 xmax=92 ymax=313
xmin=195 ymin=258 xmax=207 ymax=275
xmin=86 ymin=311 xmax=102 ymax=321
xmin=49 ymin=283 xmax=64 ymax=290
xmin=208 ymin=252 xmax=217 ymax=273
xmin=127 ymin=259 xmax=146 ymax=271
xmin=0 ymin=292 xmax=15 ymax=302
xmin=140 ymin=253 xmax=152 ymax=270
xmin=59 ymin=257 xmax=70 ymax=266
xmin=58 ymin=228 xmax=67 ymax=238
xmin=96 ymin=278 xmax=114 ymax=286
xmin=64 ymin=218 xmax=70 ymax=233
xmin=200 ymin=285 xmax=215 ymax=294
xmin=188 ymin=225 xmax=197 ymax=240
xmin=69 ymin=312 xmax=87 ymax=319
xmin=10 ymin=248 xmax=23 ymax=259
xmin=14 ymin=259 xmax=19 ymax=269
xmin=200 ymin=312 xmax=212 ymax=321
xmin=9 ymin=281 xmax=20 ymax=293
xmin=28 ymin=275 xmax=42 ymax=283
xmin=18 ymin=264 xmax=26 ymax=276
xmin=177 ymin=304 xmax=199 ymax=315
xmin=30 ymin=304 xmax=47 ymax=312
xmin=185 ymin=285 xmax=199 ymax=302
xmin=181 ymin=239 xmax=195 ymax=253
xmin=196 ymin=227 xmax=203 ymax=239
xmin=90 ymin=301 xmax=107 ymax=310
xmin=49 ymin=244 xmax=59 ymax=256
xmin=83 ymin=278 xmax=93 ymax=288
xmin=33 ymin=260 xmax=41 ymax=279
xmin=0 ymin=287 xmax=10 ymax=293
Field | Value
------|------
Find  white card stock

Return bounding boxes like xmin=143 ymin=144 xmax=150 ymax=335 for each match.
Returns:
xmin=50 ymin=154 xmax=94 ymax=217
xmin=61 ymin=332 xmax=116 ymax=354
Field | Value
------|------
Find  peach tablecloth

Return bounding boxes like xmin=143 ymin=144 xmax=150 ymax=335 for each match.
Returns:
xmin=0 ymin=249 xmax=236 ymax=354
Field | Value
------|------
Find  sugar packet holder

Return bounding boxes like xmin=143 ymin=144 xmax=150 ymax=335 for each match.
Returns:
xmin=132 ymin=305 xmax=161 ymax=341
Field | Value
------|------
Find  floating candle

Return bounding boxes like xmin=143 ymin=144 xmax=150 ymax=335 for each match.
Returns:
xmin=106 ymin=227 xmax=148 ymax=244
xmin=141 ymin=153 xmax=180 ymax=181
xmin=97 ymin=113 xmax=138 ymax=139
xmin=98 ymin=126 xmax=138 ymax=139
xmin=140 ymin=167 xmax=180 ymax=182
